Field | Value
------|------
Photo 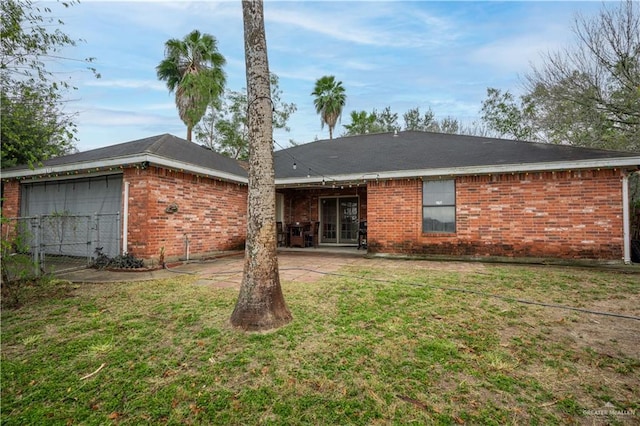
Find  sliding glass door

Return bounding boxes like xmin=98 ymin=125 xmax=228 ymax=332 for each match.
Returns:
xmin=320 ymin=197 xmax=359 ymax=245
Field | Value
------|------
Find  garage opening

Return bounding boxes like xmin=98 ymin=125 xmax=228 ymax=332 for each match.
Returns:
xmin=20 ymin=174 xmax=123 ymax=258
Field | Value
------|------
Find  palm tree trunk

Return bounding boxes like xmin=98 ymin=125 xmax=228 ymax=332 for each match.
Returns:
xmin=230 ymin=0 xmax=291 ymax=331
xmin=187 ymin=125 xmax=192 ymax=142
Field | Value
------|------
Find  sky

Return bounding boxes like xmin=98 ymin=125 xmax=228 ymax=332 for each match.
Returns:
xmin=49 ymin=0 xmax=606 ymax=152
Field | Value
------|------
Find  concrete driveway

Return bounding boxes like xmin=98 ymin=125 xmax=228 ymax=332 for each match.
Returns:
xmin=54 ymin=249 xmax=369 ymax=288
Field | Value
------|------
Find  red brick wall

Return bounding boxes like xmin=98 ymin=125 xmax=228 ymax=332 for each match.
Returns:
xmin=1 ymin=180 xmax=20 ymax=218
xmin=124 ymin=167 xmax=247 ymax=262
xmin=367 ymin=169 xmax=625 ymax=260
xmin=1 ymin=180 xmax=21 ymax=240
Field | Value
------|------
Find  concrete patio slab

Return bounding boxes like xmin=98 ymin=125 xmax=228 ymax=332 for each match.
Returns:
xmin=54 ymin=249 xmax=368 ymax=288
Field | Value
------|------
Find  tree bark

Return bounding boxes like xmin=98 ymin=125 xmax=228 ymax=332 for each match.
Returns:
xmin=230 ymin=0 xmax=292 ymax=331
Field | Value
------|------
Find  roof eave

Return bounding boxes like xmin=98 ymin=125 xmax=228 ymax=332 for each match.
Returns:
xmin=149 ymin=155 xmax=247 ymax=184
xmin=275 ymin=157 xmax=640 ymax=187
xmin=0 ymin=154 xmax=248 ymax=184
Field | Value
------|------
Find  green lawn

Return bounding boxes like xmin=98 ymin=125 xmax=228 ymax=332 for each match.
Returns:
xmin=2 ymin=262 xmax=639 ymax=425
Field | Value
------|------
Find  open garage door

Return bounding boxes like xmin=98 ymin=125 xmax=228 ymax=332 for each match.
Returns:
xmin=20 ymin=174 xmax=123 ymax=257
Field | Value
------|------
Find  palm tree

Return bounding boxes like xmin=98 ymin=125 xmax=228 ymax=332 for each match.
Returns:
xmin=311 ymin=75 xmax=346 ymax=139
xmin=156 ymin=30 xmax=226 ymax=142
xmin=230 ymin=0 xmax=292 ymax=331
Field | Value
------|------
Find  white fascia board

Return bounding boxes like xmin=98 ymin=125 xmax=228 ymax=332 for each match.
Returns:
xmin=7 ymin=170 xmax=123 ymax=183
xmin=1 ymin=154 xmax=248 ymax=184
xmin=5 ymin=155 xmax=637 ymax=185
xmin=275 ymin=157 xmax=640 ymax=186
xmin=148 ymin=155 xmax=247 ymax=184
xmin=0 ymin=155 xmax=149 ymax=179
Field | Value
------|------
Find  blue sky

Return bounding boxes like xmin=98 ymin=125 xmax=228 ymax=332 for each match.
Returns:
xmin=51 ymin=1 xmax=605 ymax=152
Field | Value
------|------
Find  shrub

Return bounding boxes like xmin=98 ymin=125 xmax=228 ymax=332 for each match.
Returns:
xmin=92 ymin=247 xmax=144 ymax=269
xmin=1 ymin=216 xmax=40 ymax=307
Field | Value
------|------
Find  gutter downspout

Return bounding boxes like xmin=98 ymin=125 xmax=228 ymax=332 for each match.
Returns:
xmin=123 ymin=181 xmax=129 ymax=255
xmin=622 ymin=173 xmax=631 ymax=264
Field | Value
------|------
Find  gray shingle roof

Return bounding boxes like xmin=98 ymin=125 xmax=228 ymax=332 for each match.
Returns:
xmin=273 ymin=131 xmax=640 ymax=179
xmin=4 ymin=131 xmax=638 ymax=182
xmin=4 ymin=134 xmax=248 ymax=178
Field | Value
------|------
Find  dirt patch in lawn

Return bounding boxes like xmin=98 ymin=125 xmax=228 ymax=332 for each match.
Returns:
xmin=498 ymin=280 xmax=639 ymax=359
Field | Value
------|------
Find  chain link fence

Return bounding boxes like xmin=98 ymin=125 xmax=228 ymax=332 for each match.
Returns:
xmin=2 ymin=213 xmax=120 ymax=279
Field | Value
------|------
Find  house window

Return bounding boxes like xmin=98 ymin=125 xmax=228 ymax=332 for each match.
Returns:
xmin=423 ymin=179 xmax=455 ymax=233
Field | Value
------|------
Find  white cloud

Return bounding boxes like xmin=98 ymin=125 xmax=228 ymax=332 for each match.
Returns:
xmin=343 ymin=60 xmax=378 ymax=71
xmin=267 ymin=10 xmax=381 ymax=46
xmin=143 ymin=102 xmax=177 ymax=111
xmin=265 ymin=4 xmax=453 ymax=49
xmin=77 ymin=107 xmax=177 ymax=127
xmin=84 ymin=79 xmax=166 ymax=91
xmin=468 ymin=34 xmax=567 ymax=75
xmin=275 ymin=66 xmax=337 ymax=84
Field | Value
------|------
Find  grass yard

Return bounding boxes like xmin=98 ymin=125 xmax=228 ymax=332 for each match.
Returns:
xmin=1 ymin=260 xmax=639 ymax=425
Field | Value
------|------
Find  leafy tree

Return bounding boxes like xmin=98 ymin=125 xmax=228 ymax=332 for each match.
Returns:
xmin=1 ymin=83 xmax=76 ymax=168
xmin=403 ymin=107 xmax=464 ymax=134
xmin=342 ymin=110 xmax=381 ymax=135
xmin=266 ymin=74 xmax=297 ymax=133
xmin=311 ymin=75 xmax=346 ymax=139
xmin=196 ymin=90 xmax=246 ymax=159
xmin=343 ymin=106 xmax=468 ymax=136
xmin=480 ymin=88 xmax=538 ymax=141
xmin=481 ymin=0 xmax=639 ymax=151
xmin=343 ymin=106 xmax=400 ymax=136
xmin=403 ymin=107 xmax=436 ymax=132
xmin=156 ymin=30 xmax=226 ymax=142
xmin=194 ymin=74 xmax=296 ymax=160
xmin=230 ymin=0 xmax=292 ymax=331
xmin=527 ymin=0 xmax=639 ymax=150
xmin=1 ymin=0 xmax=97 ymax=168
xmin=437 ymin=116 xmax=461 ymax=135
xmin=375 ymin=106 xmax=400 ymax=132
xmin=458 ymin=121 xmax=494 ymax=138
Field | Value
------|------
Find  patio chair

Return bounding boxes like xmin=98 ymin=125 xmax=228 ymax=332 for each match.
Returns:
xmin=357 ymin=220 xmax=367 ymax=250
xmin=276 ymin=221 xmax=288 ymax=247
xmin=304 ymin=221 xmax=320 ymax=248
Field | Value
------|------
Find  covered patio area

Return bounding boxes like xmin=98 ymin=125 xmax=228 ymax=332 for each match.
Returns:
xmin=276 ymin=185 xmax=368 ymax=249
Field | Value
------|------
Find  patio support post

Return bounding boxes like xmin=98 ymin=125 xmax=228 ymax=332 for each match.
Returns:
xmin=86 ymin=214 xmax=92 ymax=265
xmin=116 ymin=212 xmax=121 ymax=257
xmin=122 ymin=182 xmax=129 ymax=255
xmin=34 ymin=216 xmax=41 ymax=277
xmin=622 ymin=173 xmax=631 ymax=264
xmin=93 ymin=212 xmax=100 ymax=259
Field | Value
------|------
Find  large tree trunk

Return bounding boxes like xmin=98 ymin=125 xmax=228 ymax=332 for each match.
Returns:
xmin=230 ymin=0 xmax=292 ymax=331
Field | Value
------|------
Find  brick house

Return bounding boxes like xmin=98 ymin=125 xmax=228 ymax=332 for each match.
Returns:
xmin=1 ymin=134 xmax=248 ymax=261
xmin=2 ymin=131 xmax=639 ymax=263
